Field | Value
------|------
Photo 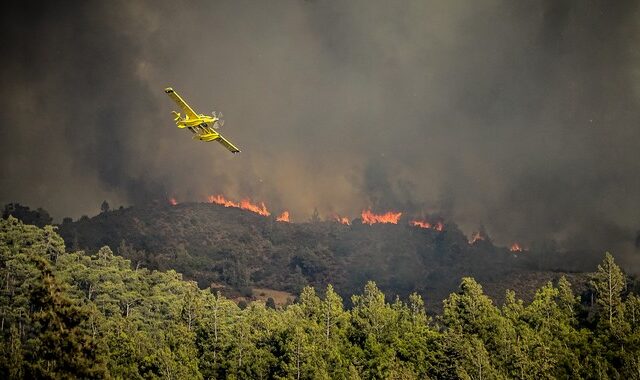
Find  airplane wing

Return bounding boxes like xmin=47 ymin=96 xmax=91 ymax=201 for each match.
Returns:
xmin=164 ymin=87 xmax=199 ymax=120
xmin=216 ymin=134 xmax=241 ymax=153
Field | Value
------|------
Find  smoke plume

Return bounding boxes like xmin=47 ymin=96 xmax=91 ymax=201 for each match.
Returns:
xmin=1 ymin=1 xmax=639 ymax=265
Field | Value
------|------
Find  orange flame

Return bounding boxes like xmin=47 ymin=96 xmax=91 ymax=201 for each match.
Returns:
xmin=276 ymin=211 xmax=290 ymax=222
xmin=410 ymin=220 xmax=432 ymax=229
xmin=361 ymin=209 xmax=402 ymax=225
xmin=169 ymin=198 xmax=177 ymax=206
xmin=410 ymin=219 xmax=444 ymax=231
xmin=239 ymin=199 xmax=270 ymax=216
xmin=469 ymin=232 xmax=484 ymax=244
xmin=334 ymin=215 xmax=351 ymax=225
xmin=208 ymin=194 xmax=271 ymax=217
xmin=208 ymin=194 xmax=239 ymax=208
xmin=510 ymin=243 xmax=523 ymax=252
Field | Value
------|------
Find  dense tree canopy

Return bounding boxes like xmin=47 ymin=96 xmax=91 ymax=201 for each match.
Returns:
xmin=2 ymin=217 xmax=640 ymax=378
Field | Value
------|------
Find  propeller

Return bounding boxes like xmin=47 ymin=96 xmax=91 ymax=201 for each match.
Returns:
xmin=212 ymin=111 xmax=224 ymax=128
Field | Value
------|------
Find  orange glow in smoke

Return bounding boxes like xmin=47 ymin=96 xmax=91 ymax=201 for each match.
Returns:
xmin=510 ymin=243 xmax=523 ymax=252
xmin=169 ymin=198 xmax=177 ymax=206
xmin=361 ymin=209 xmax=402 ymax=225
xmin=208 ymin=194 xmax=271 ymax=217
xmin=276 ymin=211 xmax=290 ymax=222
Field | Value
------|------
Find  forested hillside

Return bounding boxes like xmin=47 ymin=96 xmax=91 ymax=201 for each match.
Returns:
xmin=57 ymin=202 xmax=597 ymax=310
xmin=3 ymin=216 xmax=640 ymax=378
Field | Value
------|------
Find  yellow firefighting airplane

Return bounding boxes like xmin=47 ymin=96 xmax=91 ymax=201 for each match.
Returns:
xmin=164 ymin=87 xmax=240 ymax=153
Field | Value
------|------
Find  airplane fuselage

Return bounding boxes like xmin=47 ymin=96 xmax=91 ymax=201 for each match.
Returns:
xmin=176 ymin=114 xmax=218 ymax=128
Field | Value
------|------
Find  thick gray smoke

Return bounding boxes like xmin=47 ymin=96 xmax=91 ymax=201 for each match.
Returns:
xmin=1 ymin=1 xmax=639 ymax=263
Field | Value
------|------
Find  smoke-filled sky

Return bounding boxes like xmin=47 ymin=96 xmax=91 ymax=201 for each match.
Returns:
xmin=1 ymin=1 xmax=639 ymax=256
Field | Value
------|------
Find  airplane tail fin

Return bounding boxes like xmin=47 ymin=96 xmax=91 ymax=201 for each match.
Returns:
xmin=172 ymin=111 xmax=182 ymax=121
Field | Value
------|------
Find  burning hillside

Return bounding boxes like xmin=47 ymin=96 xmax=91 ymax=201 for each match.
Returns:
xmin=198 ymin=193 xmax=535 ymax=249
xmin=56 ymin=201 xmax=599 ymax=313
